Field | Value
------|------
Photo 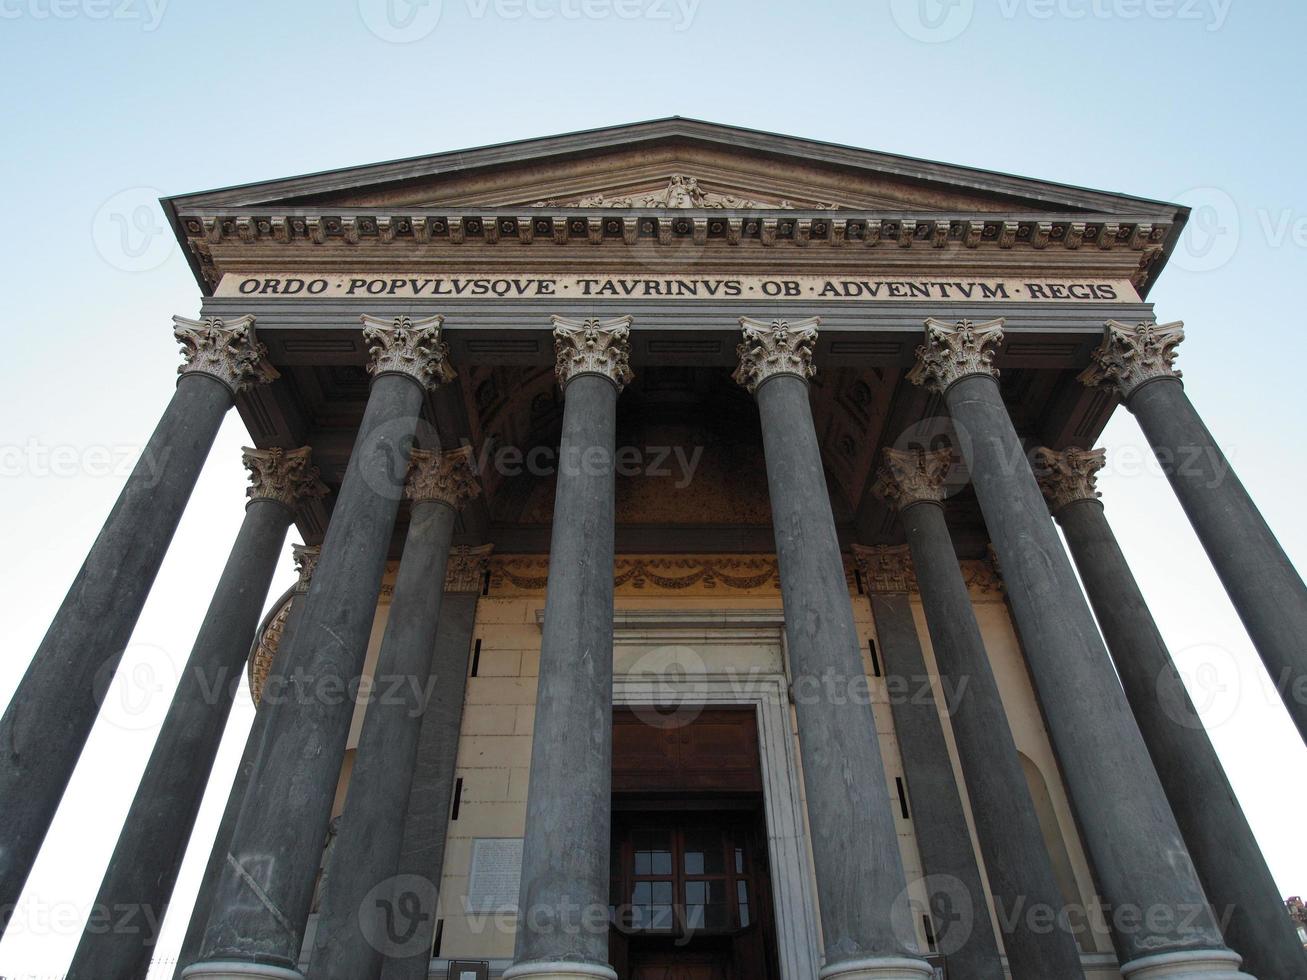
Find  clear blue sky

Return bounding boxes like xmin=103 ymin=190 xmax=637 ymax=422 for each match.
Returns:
xmin=2 ymin=1 xmax=1305 ymax=975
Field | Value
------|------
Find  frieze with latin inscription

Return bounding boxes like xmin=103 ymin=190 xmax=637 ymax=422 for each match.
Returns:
xmin=217 ymin=272 xmax=1140 ymax=303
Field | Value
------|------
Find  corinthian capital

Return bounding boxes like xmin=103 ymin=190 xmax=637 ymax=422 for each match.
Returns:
xmin=360 ymin=313 xmax=456 ymax=390
xmin=873 ymin=447 xmax=954 ymax=511
xmin=173 ymin=314 xmax=280 ymax=394
xmin=1033 ymin=446 xmax=1106 ymax=514
xmin=242 ymin=446 xmax=329 ymax=511
xmin=406 ymin=445 xmax=481 ymax=510
xmin=552 ymin=315 xmax=635 ymax=391
xmin=732 ymin=317 xmax=820 ymax=394
xmin=292 ymin=543 xmax=321 ymax=594
xmin=906 ymin=318 xmax=1005 ymax=393
xmin=852 ymin=544 xmax=916 ymax=595
xmin=1078 ymin=320 xmax=1184 ymax=398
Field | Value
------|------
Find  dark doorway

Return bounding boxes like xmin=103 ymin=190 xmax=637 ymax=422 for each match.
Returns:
xmin=609 ymin=708 xmax=781 ymax=980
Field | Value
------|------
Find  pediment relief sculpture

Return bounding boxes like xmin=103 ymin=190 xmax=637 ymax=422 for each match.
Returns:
xmin=533 ymin=174 xmax=839 ymax=210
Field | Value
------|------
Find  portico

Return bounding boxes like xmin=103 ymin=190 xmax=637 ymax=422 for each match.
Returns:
xmin=3 ymin=120 xmax=1302 ymax=980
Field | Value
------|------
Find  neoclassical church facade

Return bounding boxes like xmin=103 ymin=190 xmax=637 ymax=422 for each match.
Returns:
xmin=2 ymin=120 xmax=1305 ymax=980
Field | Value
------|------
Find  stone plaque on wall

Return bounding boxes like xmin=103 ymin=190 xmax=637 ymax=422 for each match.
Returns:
xmin=467 ymin=837 xmax=524 ymax=912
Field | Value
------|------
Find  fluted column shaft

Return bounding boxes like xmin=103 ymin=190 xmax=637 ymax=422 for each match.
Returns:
xmin=911 ymin=318 xmax=1245 ymax=979
xmin=736 ymin=318 xmax=931 ymax=980
xmin=1037 ymin=447 xmax=1307 ymax=978
xmin=892 ymin=500 xmax=1087 ymax=978
xmin=188 ymin=316 xmax=452 ymax=975
xmin=0 ymin=317 xmax=276 ymax=928
xmin=174 ymin=547 xmax=319 ymax=980
xmin=309 ymin=449 xmax=479 ymax=980
xmin=70 ymin=446 xmax=325 ymax=980
xmin=857 ymin=549 xmax=1006 ymax=980
xmin=1083 ymin=320 xmax=1307 ymax=744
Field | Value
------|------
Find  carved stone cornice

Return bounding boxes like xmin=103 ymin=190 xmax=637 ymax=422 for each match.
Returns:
xmin=1078 ymin=320 xmax=1185 ymax=398
xmin=173 ymin=314 xmax=279 ymax=394
xmin=242 ymin=446 xmax=329 ymax=512
xmin=292 ymin=544 xmax=320 ymax=594
xmin=405 ymin=445 xmax=481 ymax=510
xmin=872 ymin=448 xmax=953 ymax=511
xmin=852 ymin=544 xmax=917 ymax=595
xmin=1033 ymin=446 xmax=1106 ymax=514
xmin=552 ymin=315 xmax=635 ymax=391
xmin=732 ymin=317 xmax=820 ymax=394
xmin=491 ymin=554 xmax=781 ymax=594
xmin=360 ymin=313 xmax=456 ymax=389
xmin=906 ymin=317 xmax=1005 ymax=393
xmin=445 ymin=543 xmax=495 ymax=593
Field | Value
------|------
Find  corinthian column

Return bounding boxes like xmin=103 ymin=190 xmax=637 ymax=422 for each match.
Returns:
xmin=70 ymin=447 xmax=326 ymax=980
xmin=507 ymin=316 xmax=632 ymax=980
xmin=873 ymin=451 xmax=1086 ymax=979
xmin=185 ymin=315 xmax=454 ymax=979
xmin=1081 ymin=320 xmax=1307 ymax=744
xmin=175 ymin=545 xmax=320 ymax=980
xmin=736 ymin=318 xmax=932 ymax=980
xmin=908 ymin=319 xmax=1248 ymax=980
xmin=0 ymin=316 xmax=277 ymax=929
xmin=1035 ymin=446 xmax=1307 ymax=978
xmin=309 ymin=447 xmax=481 ymax=980
xmin=851 ymin=543 xmax=1007 ymax=980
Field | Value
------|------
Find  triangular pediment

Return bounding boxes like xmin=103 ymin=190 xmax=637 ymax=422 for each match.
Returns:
xmin=165 ymin=118 xmax=1182 ymax=219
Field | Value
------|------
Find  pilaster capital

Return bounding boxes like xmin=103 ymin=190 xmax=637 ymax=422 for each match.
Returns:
xmin=873 ymin=447 xmax=954 ymax=510
xmin=1078 ymin=320 xmax=1185 ymax=398
xmin=906 ymin=317 xmax=1005 ymax=393
xmin=173 ymin=314 xmax=280 ymax=395
xmin=292 ymin=544 xmax=321 ymax=594
xmin=446 ymin=543 xmax=495 ymax=593
xmin=852 ymin=544 xmax=917 ymax=594
xmin=552 ymin=315 xmax=635 ymax=392
xmin=405 ymin=445 xmax=481 ymax=510
xmin=360 ymin=313 xmax=456 ymax=390
xmin=732 ymin=317 xmax=820 ymax=394
xmin=242 ymin=446 xmax=329 ymax=512
xmin=1033 ymin=446 xmax=1106 ymax=513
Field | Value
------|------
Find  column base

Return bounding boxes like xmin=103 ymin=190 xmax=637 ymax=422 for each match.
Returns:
xmin=180 ymin=962 xmax=304 ymax=980
xmin=1120 ymin=949 xmax=1254 ymax=980
xmin=819 ymin=956 xmax=936 ymax=980
xmin=502 ymin=962 xmax=618 ymax=980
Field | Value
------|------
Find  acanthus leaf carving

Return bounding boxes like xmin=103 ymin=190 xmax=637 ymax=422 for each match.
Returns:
xmin=906 ymin=318 xmax=1005 ymax=394
xmin=1033 ymin=446 xmax=1107 ymax=514
xmin=360 ymin=313 xmax=456 ymax=389
xmin=733 ymin=317 xmax=820 ymax=394
xmin=1078 ymin=320 xmax=1184 ymax=398
xmin=173 ymin=314 xmax=280 ymax=394
xmin=872 ymin=447 xmax=954 ymax=510
xmin=242 ymin=446 xmax=329 ymax=511
xmin=405 ymin=445 xmax=482 ymax=510
xmin=552 ymin=315 xmax=634 ymax=391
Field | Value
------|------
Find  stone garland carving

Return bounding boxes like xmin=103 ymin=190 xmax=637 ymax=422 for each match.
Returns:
xmin=872 ymin=447 xmax=953 ymax=510
xmin=1032 ymin=446 xmax=1106 ymax=514
xmin=173 ymin=314 xmax=280 ymax=394
xmin=1078 ymin=320 xmax=1185 ymax=398
xmin=732 ymin=317 xmax=821 ymax=394
xmin=491 ymin=555 xmax=782 ymax=593
xmin=906 ymin=317 xmax=1005 ymax=394
xmin=242 ymin=446 xmax=329 ymax=511
xmin=552 ymin=315 xmax=635 ymax=391
xmin=406 ymin=445 xmax=482 ymax=510
xmin=534 ymin=174 xmax=840 ymax=210
xmin=360 ymin=313 xmax=456 ymax=389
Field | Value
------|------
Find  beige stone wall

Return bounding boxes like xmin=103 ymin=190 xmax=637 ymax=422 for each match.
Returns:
xmin=332 ymin=553 xmax=1115 ymax=974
